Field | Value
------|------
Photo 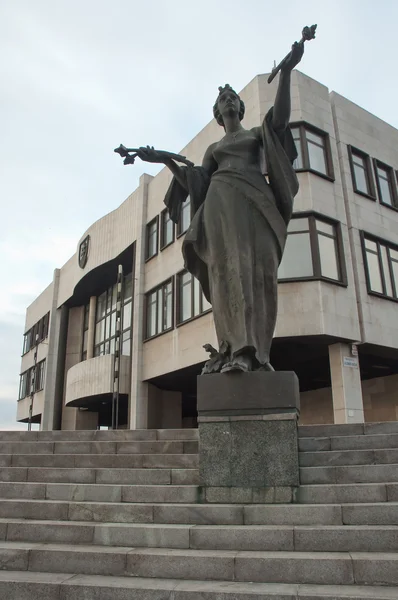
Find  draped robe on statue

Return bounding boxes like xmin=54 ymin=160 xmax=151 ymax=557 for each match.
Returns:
xmin=164 ymin=108 xmax=299 ymax=368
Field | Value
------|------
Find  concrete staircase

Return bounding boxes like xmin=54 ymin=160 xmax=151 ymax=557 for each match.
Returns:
xmin=0 ymin=423 xmax=397 ymax=599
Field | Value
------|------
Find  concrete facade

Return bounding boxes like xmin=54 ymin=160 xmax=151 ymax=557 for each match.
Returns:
xmin=17 ymin=71 xmax=398 ymax=430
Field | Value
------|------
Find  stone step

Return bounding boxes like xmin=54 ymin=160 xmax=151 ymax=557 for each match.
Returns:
xmin=0 ymin=481 xmax=201 ymax=502
xmin=2 ymin=573 xmax=398 ymax=600
xmin=0 ymin=466 xmax=199 ymax=485
xmin=3 ymin=452 xmax=198 ymax=469
xmin=299 ymin=449 xmax=398 ymax=468
xmin=1 ymin=481 xmax=391 ymax=506
xmin=298 ymin=422 xmax=398 ymax=438
xmin=300 ymin=464 xmax=398 ymax=484
xmin=0 ymin=440 xmax=198 ymax=455
xmin=298 ymin=483 xmax=398 ymax=504
xmin=2 ymin=518 xmax=398 ymax=552
xmin=299 ymin=433 xmax=398 ymax=452
xmin=0 ymin=499 xmax=396 ymax=525
xmin=0 ymin=428 xmax=199 ymax=442
xmin=0 ymin=541 xmax=397 ymax=585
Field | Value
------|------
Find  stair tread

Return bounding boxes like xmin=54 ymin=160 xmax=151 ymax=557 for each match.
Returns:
xmin=2 ymin=571 xmax=398 ymax=599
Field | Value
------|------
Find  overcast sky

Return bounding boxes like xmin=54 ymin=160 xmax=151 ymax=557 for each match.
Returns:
xmin=0 ymin=0 xmax=396 ymax=430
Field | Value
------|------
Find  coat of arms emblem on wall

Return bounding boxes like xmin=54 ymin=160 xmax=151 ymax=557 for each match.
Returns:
xmin=78 ymin=235 xmax=90 ymax=269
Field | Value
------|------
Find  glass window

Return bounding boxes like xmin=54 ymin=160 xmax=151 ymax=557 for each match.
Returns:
xmin=279 ymin=216 xmax=343 ymax=283
xmin=145 ymin=279 xmax=174 ymax=338
xmin=363 ymin=235 xmax=398 ymax=299
xmin=94 ymin=272 xmax=133 ymax=356
xmin=178 ymin=196 xmax=191 ymax=235
xmin=291 ymin=124 xmax=332 ymax=177
xmin=22 ymin=312 xmax=50 ymax=355
xmin=376 ymin=165 xmax=394 ymax=207
xmin=291 ymin=127 xmax=303 ymax=170
xmin=177 ymin=271 xmax=212 ymax=324
xmin=161 ymin=209 xmax=174 ymax=248
xmin=350 ymin=150 xmax=370 ymax=195
xmin=146 ymin=218 xmax=158 ymax=259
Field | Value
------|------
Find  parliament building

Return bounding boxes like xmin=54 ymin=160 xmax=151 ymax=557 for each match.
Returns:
xmin=17 ymin=71 xmax=398 ymax=430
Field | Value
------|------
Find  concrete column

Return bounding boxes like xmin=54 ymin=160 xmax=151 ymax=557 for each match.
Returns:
xmin=86 ymin=296 xmax=96 ymax=359
xmin=42 ymin=270 xmax=69 ymax=431
xmin=129 ymin=173 xmax=153 ymax=429
xmin=329 ymin=343 xmax=364 ymax=424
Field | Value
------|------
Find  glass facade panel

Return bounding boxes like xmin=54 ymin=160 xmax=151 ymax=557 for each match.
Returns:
xmin=366 ymin=250 xmax=383 ymax=293
xmin=318 ymin=234 xmax=339 ymax=280
xmin=291 ymin=127 xmax=303 ymax=170
xmin=146 ymin=219 xmax=158 ymax=258
xmin=381 ymin=246 xmax=393 ymax=297
xmin=377 ymin=167 xmax=393 ymax=206
xmin=145 ymin=280 xmax=173 ymax=338
xmin=307 ymin=140 xmax=327 ymax=174
xmin=278 ymin=232 xmax=313 ymax=279
xmin=179 ymin=197 xmax=191 ymax=234
xmin=288 ymin=218 xmax=309 ymax=233
xmin=162 ymin=210 xmax=174 ymax=247
xmin=316 ymin=220 xmax=334 ymax=236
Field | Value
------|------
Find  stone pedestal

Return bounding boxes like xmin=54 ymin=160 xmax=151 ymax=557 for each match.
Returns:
xmin=197 ymin=371 xmax=300 ymax=503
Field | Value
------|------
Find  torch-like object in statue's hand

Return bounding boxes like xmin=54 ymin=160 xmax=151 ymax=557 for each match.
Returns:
xmin=268 ymin=24 xmax=317 ymax=84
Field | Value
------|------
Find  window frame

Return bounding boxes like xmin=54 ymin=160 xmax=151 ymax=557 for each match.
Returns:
xmin=18 ymin=359 xmax=46 ymax=401
xmin=290 ymin=122 xmax=335 ymax=181
xmin=160 ymin=208 xmax=175 ymax=250
xmin=176 ymin=270 xmax=212 ymax=326
xmin=177 ymin=196 xmax=192 ymax=238
xmin=347 ymin=145 xmax=376 ymax=200
xmin=93 ymin=272 xmax=133 ymax=357
xmin=144 ymin=277 xmax=175 ymax=341
xmin=22 ymin=312 xmax=50 ymax=356
xmin=145 ymin=215 xmax=159 ymax=261
xmin=361 ymin=232 xmax=398 ymax=302
xmin=373 ymin=159 xmax=398 ymax=211
xmin=81 ymin=302 xmax=90 ymax=361
xmin=278 ymin=212 xmax=347 ymax=286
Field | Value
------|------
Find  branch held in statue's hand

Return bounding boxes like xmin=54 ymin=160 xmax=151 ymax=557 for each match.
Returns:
xmin=268 ymin=24 xmax=317 ymax=84
xmin=114 ymin=144 xmax=194 ymax=167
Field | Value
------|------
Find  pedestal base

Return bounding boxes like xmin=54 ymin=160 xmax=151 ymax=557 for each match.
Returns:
xmin=197 ymin=372 xmax=300 ymax=503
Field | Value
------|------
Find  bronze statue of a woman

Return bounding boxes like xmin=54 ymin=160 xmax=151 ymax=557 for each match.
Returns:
xmin=119 ymin=35 xmax=312 ymax=374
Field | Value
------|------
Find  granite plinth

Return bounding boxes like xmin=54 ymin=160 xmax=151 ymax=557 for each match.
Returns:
xmin=197 ymin=372 xmax=300 ymax=502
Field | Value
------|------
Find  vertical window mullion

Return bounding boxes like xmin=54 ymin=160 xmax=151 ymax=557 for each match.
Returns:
xmin=309 ymin=217 xmax=321 ymax=277
xmin=376 ymin=241 xmax=387 ymax=295
xmin=301 ymin=127 xmax=310 ymax=169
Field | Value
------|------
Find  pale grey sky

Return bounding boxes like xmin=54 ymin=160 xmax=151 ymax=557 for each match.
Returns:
xmin=0 ymin=0 xmax=396 ymax=429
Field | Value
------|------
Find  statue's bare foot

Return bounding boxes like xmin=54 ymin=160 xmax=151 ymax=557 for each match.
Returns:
xmin=221 ymin=354 xmax=251 ymax=373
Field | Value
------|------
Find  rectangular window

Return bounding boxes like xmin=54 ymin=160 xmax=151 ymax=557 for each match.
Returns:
xmin=145 ymin=279 xmax=174 ymax=339
xmin=146 ymin=217 xmax=159 ymax=259
xmin=279 ymin=214 xmax=344 ymax=283
xmin=18 ymin=360 xmax=46 ymax=400
xmin=94 ymin=272 xmax=133 ymax=356
xmin=22 ymin=311 xmax=50 ymax=355
xmin=160 ymin=208 xmax=174 ymax=249
xmin=362 ymin=234 xmax=398 ymax=300
xmin=177 ymin=196 xmax=192 ymax=236
xmin=177 ymin=270 xmax=211 ymax=324
xmin=81 ymin=303 xmax=89 ymax=361
xmin=348 ymin=146 xmax=375 ymax=198
xmin=374 ymin=160 xmax=397 ymax=208
xmin=290 ymin=124 xmax=333 ymax=179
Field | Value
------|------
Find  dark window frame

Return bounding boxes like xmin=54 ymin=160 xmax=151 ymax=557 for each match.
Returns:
xmin=373 ymin=159 xmax=398 ymax=211
xmin=22 ymin=312 xmax=50 ymax=356
xmin=290 ymin=122 xmax=335 ymax=182
xmin=361 ymin=231 xmax=398 ymax=302
xmin=160 ymin=208 xmax=175 ymax=250
xmin=145 ymin=215 xmax=159 ymax=261
xmin=144 ymin=277 xmax=175 ymax=341
xmin=18 ymin=359 xmax=46 ymax=401
xmin=176 ymin=270 xmax=212 ymax=326
xmin=177 ymin=196 xmax=192 ymax=238
xmin=81 ymin=302 xmax=90 ymax=361
xmin=278 ymin=211 xmax=347 ymax=286
xmin=93 ymin=272 xmax=133 ymax=358
xmin=347 ymin=145 xmax=376 ymax=200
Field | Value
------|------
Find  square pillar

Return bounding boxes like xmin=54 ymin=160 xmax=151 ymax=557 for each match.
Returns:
xmin=197 ymin=372 xmax=300 ymax=503
xmin=329 ymin=343 xmax=364 ymax=424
